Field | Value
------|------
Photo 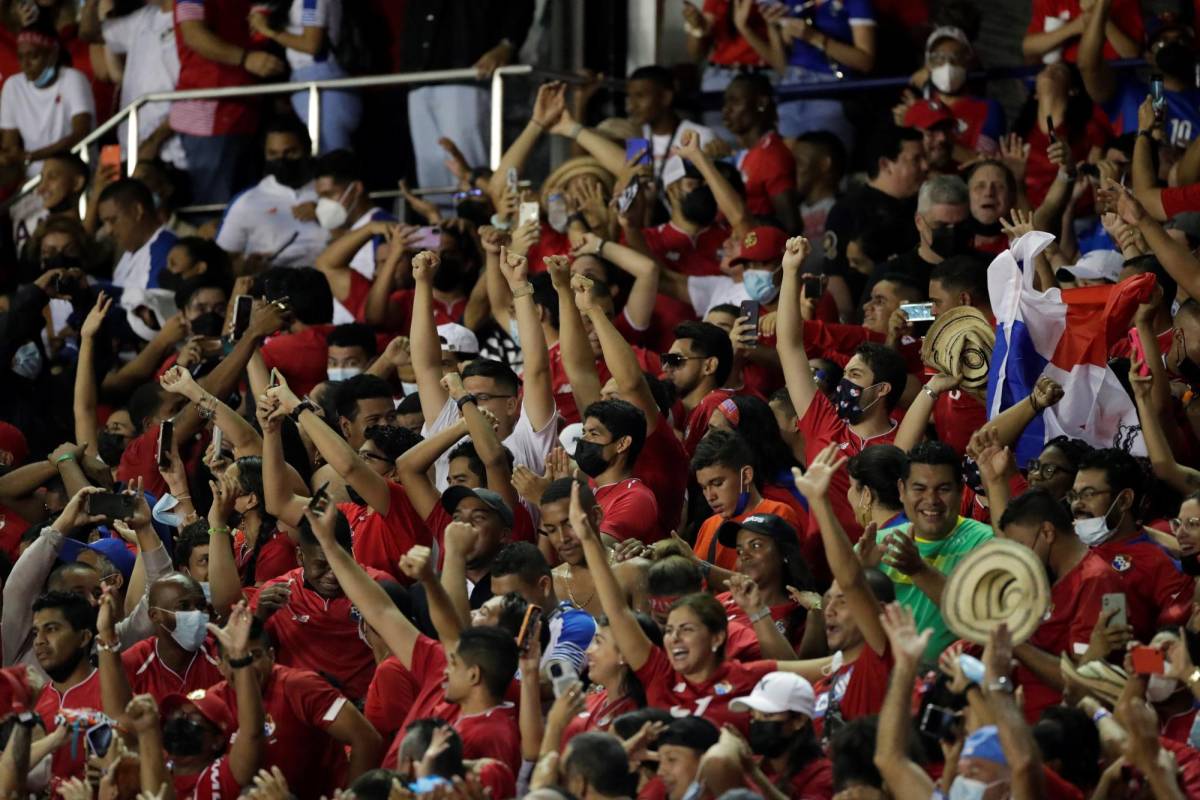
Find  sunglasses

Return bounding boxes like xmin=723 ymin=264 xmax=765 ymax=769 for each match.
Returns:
xmin=661 ymin=353 xmax=705 ymax=369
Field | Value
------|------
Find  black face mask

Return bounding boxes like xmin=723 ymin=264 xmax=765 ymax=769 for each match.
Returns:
xmin=1156 ymin=41 xmax=1197 ymax=83
xmin=162 ymin=716 xmax=207 ymax=757
xmin=681 ymin=186 xmax=718 ymax=227
xmin=189 ymin=311 xmax=225 ymax=338
xmin=97 ymin=431 xmax=128 ymax=466
xmin=1182 ymin=553 xmax=1200 ymax=576
xmin=158 ymin=270 xmax=188 ymax=294
xmin=264 ymin=157 xmax=311 ymax=190
xmin=573 ymin=440 xmax=610 ymax=478
xmin=929 ymin=222 xmax=975 ymax=259
xmin=432 ymin=253 xmax=465 ymax=293
xmin=42 ymin=252 xmax=81 ymax=272
xmin=1179 ymin=357 xmax=1200 ymax=388
xmin=748 ymin=720 xmax=790 ymax=758
xmin=346 ymin=484 xmax=367 ymax=507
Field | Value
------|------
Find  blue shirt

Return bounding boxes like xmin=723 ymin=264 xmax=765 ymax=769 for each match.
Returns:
xmin=544 ymin=601 xmax=596 ymax=674
xmin=1105 ymin=74 xmax=1200 ymax=147
xmin=784 ymin=0 xmax=874 ymax=75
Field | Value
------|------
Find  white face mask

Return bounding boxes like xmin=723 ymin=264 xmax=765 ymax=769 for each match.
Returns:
xmin=316 ymin=196 xmax=349 ymax=230
xmin=948 ymin=777 xmax=1002 ymax=800
xmin=1074 ymin=496 xmax=1121 ymax=546
xmin=1148 ymin=674 xmax=1180 ymax=703
xmin=327 ymin=365 xmax=363 ymax=382
xmin=930 ymin=63 xmax=967 ymax=94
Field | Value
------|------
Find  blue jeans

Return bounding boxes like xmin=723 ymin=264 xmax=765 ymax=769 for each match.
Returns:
xmin=178 ymin=133 xmax=252 ymax=206
xmin=290 ymin=61 xmax=362 ymax=154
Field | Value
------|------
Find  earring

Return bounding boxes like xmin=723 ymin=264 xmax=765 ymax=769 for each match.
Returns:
xmin=711 ymin=644 xmax=719 ymax=653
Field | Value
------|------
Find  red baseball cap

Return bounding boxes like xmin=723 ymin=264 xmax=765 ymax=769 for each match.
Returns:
xmin=0 ymin=422 xmax=28 ymax=468
xmin=903 ymin=99 xmax=956 ymax=131
xmin=160 ymin=689 xmax=236 ymax=743
xmin=731 ymin=226 xmax=788 ymax=265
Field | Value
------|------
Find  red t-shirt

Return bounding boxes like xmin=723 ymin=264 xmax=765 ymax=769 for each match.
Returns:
xmin=260 ymin=326 xmax=332 ymax=399
xmin=36 ymin=669 xmax=103 ymax=780
xmin=172 ymin=0 xmax=258 ymax=136
xmin=339 ymin=481 xmax=433 ymax=584
xmin=692 ymin=499 xmax=805 ymax=573
xmin=560 ymin=688 xmax=638 ymax=749
xmin=615 ymin=299 xmax=693 ymax=362
xmin=932 ymin=389 xmax=988 ymax=458
xmin=548 ymin=341 xmax=661 ymax=425
xmin=640 ymin=222 xmax=729 ymax=277
xmin=0 ymin=503 xmax=30 ymax=560
xmin=635 ymin=645 xmax=776 ymax=735
xmin=342 ymin=271 xmax=468 ymax=332
xmin=122 ymin=637 xmax=225 ymax=701
xmin=116 ymin=423 xmax=170 ymax=498
xmin=1018 ymin=551 xmax=1122 ymax=722
xmin=232 ymin=529 xmax=297 ymax=586
xmin=737 ymin=132 xmax=796 ymax=217
xmin=1089 ymin=534 xmax=1195 ymax=644
xmin=702 ymin=0 xmax=770 ymax=66
xmin=1023 ymin=113 xmax=1111 ymax=208
xmin=595 ymin=478 xmax=661 ymax=543
xmin=682 ymin=389 xmax=736 ymax=457
xmin=173 ymin=756 xmax=242 ymax=800
xmin=364 ymin=655 xmax=421 ymax=742
xmin=812 ymin=643 xmax=893 ymax=737
xmin=634 ymin=416 xmax=689 ymax=536
xmin=208 ymin=664 xmax=349 ymax=798
xmin=526 ymin=224 xmax=572 ymax=273
xmin=256 ymin=567 xmax=381 ymax=700
xmin=764 ymin=757 xmax=835 ymax=800
xmin=1162 ymin=183 xmax=1200 ymax=219
xmin=1025 ymin=0 xmax=1143 ymax=64
xmin=725 ymin=617 xmax=768 ymax=662
xmin=717 ymin=591 xmax=804 ymax=651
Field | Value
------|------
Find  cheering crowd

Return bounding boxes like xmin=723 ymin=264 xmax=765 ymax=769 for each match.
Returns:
xmin=9 ymin=0 xmax=1200 ymax=798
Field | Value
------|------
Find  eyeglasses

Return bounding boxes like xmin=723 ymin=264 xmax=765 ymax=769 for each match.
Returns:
xmin=1026 ymin=461 xmax=1075 ymax=480
xmin=359 ymin=451 xmax=392 ymax=464
xmin=1171 ymin=517 xmax=1200 ymax=534
xmin=1065 ymin=488 xmax=1112 ymax=504
xmin=661 ymin=353 xmax=705 ymax=369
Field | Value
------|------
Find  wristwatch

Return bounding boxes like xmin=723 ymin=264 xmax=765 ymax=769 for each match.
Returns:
xmin=456 ymin=394 xmax=479 ymax=411
xmin=986 ymin=676 xmax=1014 ymax=694
xmin=747 ymin=607 xmax=771 ymax=624
xmin=922 ymin=385 xmax=939 ymax=401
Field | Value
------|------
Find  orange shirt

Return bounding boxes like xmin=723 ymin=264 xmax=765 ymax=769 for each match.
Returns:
xmin=692 ymin=498 xmax=804 ymax=572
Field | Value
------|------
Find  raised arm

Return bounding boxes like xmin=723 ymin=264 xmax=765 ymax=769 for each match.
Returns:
xmin=258 ymin=397 xmax=311 ymax=528
xmin=486 ymin=82 xmax=565 ymax=205
xmin=410 ymin=251 xmax=451 ymax=426
xmin=1077 ymin=0 xmax=1116 ymax=105
xmin=549 ymin=256 xmax=603 ymax=413
xmin=1130 ymin=354 xmax=1200 ymax=494
xmin=571 ymin=481 xmax=653 ymax=669
xmin=207 ymin=472 xmax=247 ymax=613
xmin=980 ymin=376 xmax=1063 ymax=449
xmin=395 ymin=416 xmax=469 ymax=519
xmin=575 ymin=232 xmax=660 ymax=330
xmin=480 ymin=226 xmax=514 ymax=332
xmin=75 ymin=293 xmax=112 ymax=459
xmin=211 ymin=604 xmax=265 ymax=786
xmin=160 ymin=367 xmax=261 ymax=457
xmin=983 ymin=625 xmax=1044 ymax=800
xmin=315 ymin=220 xmax=393 ymax=304
xmin=873 ymin=604 xmax=938 ymax=800
xmin=125 ymin=696 xmax=172 ymax=800
xmin=549 ymin=108 xmax=628 ymax=177
xmin=499 ymin=246 xmax=556 ymax=430
xmin=676 ymin=131 xmax=751 ymax=238
xmin=399 ymin=544 xmax=464 ymax=650
xmin=96 ymin=590 xmax=134 ymax=729
xmin=1122 ymin=186 xmax=1200 ymax=301
xmin=443 ymin=373 xmax=521 ymax=513
xmin=894 ymin=374 xmax=961 ymax=452
xmin=777 ymin=236 xmax=819 ymax=419
xmin=363 ymin=227 xmax=413 ymax=330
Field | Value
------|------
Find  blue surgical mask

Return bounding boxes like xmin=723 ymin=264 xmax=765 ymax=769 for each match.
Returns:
xmin=152 ymin=493 xmax=183 ymax=528
xmin=742 ymin=269 xmax=779 ymax=304
xmin=33 ymin=65 xmax=57 ymax=89
xmin=733 ymin=469 xmax=752 ymax=515
xmin=166 ymin=609 xmax=210 ymax=652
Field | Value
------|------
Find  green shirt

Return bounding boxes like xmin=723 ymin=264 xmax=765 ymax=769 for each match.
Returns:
xmin=876 ymin=517 xmax=995 ymax=663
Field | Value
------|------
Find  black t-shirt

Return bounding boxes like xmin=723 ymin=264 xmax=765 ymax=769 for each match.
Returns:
xmin=821 ymin=184 xmax=918 ymax=276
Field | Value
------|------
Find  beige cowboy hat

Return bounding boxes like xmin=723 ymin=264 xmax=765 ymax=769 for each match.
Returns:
xmin=540 ymin=157 xmax=615 ymax=207
xmin=1059 ymin=655 xmax=1128 ymax=706
xmin=942 ymin=539 xmax=1051 ymax=646
xmin=921 ymin=306 xmax=995 ymax=400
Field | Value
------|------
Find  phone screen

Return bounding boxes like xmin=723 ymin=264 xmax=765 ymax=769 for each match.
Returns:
xmin=156 ymin=419 xmax=174 ymax=470
xmin=1102 ymin=593 xmax=1127 ymax=628
xmin=231 ymin=295 xmax=252 ymax=340
xmin=739 ymin=300 xmax=759 ymax=344
xmin=87 ymin=492 xmax=134 ymax=520
xmin=517 ymin=605 xmax=543 ymax=653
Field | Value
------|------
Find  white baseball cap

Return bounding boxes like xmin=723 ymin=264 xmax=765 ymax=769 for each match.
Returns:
xmin=120 ymin=287 xmax=178 ymax=342
xmin=925 ymin=25 xmax=973 ymax=56
xmin=437 ymin=323 xmax=479 ymax=355
xmin=1055 ymin=249 xmax=1124 ymax=283
xmin=729 ymin=672 xmax=816 ymax=717
xmin=559 ymin=422 xmax=583 ymax=458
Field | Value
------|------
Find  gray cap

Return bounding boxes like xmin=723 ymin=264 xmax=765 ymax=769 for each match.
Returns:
xmin=440 ymin=486 xmax=514 ymax=527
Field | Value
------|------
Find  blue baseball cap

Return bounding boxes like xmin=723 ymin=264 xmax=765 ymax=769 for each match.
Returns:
xmin=962 ymin=725 xmax=1007 ymax=767
xmin=59 ymin=535 xmax=136 ymax=582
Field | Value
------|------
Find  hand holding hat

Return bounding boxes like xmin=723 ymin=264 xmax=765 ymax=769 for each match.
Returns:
xmin=941 ymin=539 xmax=1051 ymax=646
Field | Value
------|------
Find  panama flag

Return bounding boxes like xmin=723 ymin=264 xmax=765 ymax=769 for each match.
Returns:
xmin=986 ymin=232 xmax=1155 ymax=467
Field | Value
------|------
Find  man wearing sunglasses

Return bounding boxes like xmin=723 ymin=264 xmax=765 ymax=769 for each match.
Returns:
xmin=663 ymin=320 xmax=735 ymax=457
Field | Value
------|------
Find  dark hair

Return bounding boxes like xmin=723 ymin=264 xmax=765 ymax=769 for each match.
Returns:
xmin=929 ymin=254 xmax=988 ymax=301
xmin=313 ymin=149 xmax=363 ymax=186
xmin=564 ymin=733 xmax=635 ymax=797
xmin=628 ymin=65 xmax=675 ymax=92
xmin=297 ymin=507 xmax=353 ymax=550
xmin=865 ymin=125 xmax=923 ymax=180
xmin=231 ymin=456 xmax=281 ymax=585
xmin=327 ymin=323 xmax=378 ymax=356
xmin=364 ymin=425 xmax=421 ymax=461
xmin=492 ymin=592 xmax=535 ymax=640
xmin=281 ymin=267 xmax=334 ymax=324
xmin=612 ymin=707 xmax=673 ymax=752
xmin=595 ymin=612 xmax=661 ymax=708
xmin=32 ymin=590 xmax=96 ymax=634
xmin=647 ymin=556 xmax=705 ymax=597
xmin=456 ymin=627 xmax=519 ymax=700
xmin=645 ymin=373 xmax=677 ymax=417
xmin=1077 ymin=447 xmax=1145 ymax=506
xmin=541 ymin=477 xmax=575 ymax=507
xmin=447 ymin=441 xmax=486 ymax=485
xmin=1014 ymin=62 xmax=1095 ymax=146
xmin=1123 ymin=254 xmax=1178 ymax=308
xmin=44 ymin=152 xmax=89 ymax=187
xmin=658 ymin=716 xmax=720 ymax=752
xmin=531 ymin=272 xmax=559 ymax=330
xmin=333 ymin=374 xmax=393 ymax=422
xmin=691 ymin=428 xmax=755 ymax=481
xmin=854 ymin=342 xmax=908 ymax=411
xmin=795 ymin=130 xmax=848 ymax=181
xmin=903 ymin=441 xmax=963 ymax=484
xmin=401 ymin=720 xmax=464 ymax=777
xmin=173 ymin=236 xmax=232 ymax=284
xmin=491 ymin=542 xmax=551 ymax=585
xmin=461 ymin=359 xmax=520 ymax=396
xmin=174 ymin=268 xmax=232 ymax=312
xmin=582 ymin=399 xmax=647 ymax=466
xmin=863 ymin=567 xmax=896 ymax=603
xmin=172 ymin=520 xmax=209 ymax=573
xmin=998 ymin=487 xmax=1073 ymax=532
xmin=1033 ymin=706 xmax=1100 ymax=788
xmin=127 ymin=382 xmax=166 ymax=433
xmin=669 ymin=593 xmax=728 ymax=643
xmin=97 ymin=178 xmax=155 ymax=213
xmin=723 ymin=395 xmax=801 ymax=479
xmin=134 ymin=157 xmax=191 ymax=211
xmin=779 ymin=718 xmax=824 ymax=788
xmin=263 ymin=114 xmax=312 ymax=150
xmin=875 ymin=272 xmax=926 ymax=303
xmin=829 ymin=716 xmax=883 ymax=790
xmin=376 ymin=579 xmax=413 ymax=621
xmin=709 ymin=303 xmax=741 ymax=318
xmin=847 ymin=445 xmax=905 ymax=510
xmin=673 ymin=321 xmax=734 ymax=386
xmin=347 ymin=769 xmax=403 ymax=800
xmin=1042 ymin=436 xmax=1094 ymax=468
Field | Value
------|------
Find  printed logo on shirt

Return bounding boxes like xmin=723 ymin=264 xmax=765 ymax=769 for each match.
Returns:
xmin=714 ymin=681 xmax=733 ymax=696
xmin=1111 ymin=555 xmax=1132 ymax=572
xmin=262 ymin=713 xmax=277 ymax=738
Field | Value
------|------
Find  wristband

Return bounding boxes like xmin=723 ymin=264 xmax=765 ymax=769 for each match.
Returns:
xmin=15 ymin=711 xmax=38 ymax=727
xmin=227 ymin=654 xmax=254 ymax=669
xmin=922 ymin=385 xmax=939 ymax=401
xmin=1138 ymin=129 xmax=1155 ymax=139
xmin=511 ymin=283 xmax=535 ymax=299
xmin=208 ymin=526 xmax=230 ymax=536
xmin=567 ymin=122 xmax=583 ymax=140
xmin=55 ymin=453 xmax=75 ymax=464
xmin=697 ymin=561 xmax=712 ymax=578
xmin=456 ymin=394 xmax=479 ymax=411
xmin=747 ymin=607 xmax=771 ymax=624
xmin=289 ymin=398 xmax=318 ymax=422
xmin=1092 ymin=707 xmax=1112 ymax=724
xmin=96 ymin=638 xmax=121 ymax=654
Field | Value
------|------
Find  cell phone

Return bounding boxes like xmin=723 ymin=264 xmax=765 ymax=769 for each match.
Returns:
xmin=920 ymin=704 xmax=962 ymax=742
xmin=156 ymin=419 xmax=174 ymax=471
xmin=1046 ymin=115 xmax=1057 ymax=144
xmin=1078 ymin=163 xmax=1100 ymax=178
xmin=802 ymin=275 xmax=823 ymax=299
xmin=625 ymin=137 xmax=651 ymax=166
xmin=547 ymin=660 xmax=578 ymax=699
xmin=958 ymin=653 xmax=986 ymax=685
xmin=518 ymin=202 xmax=540 ymax=229
xmin=1151 ymin=73 xmax=1166 ymax=123
xmin=505 ymin=167 xmax=519 ymax=196
xmin=269 ymin=368 xmax=281 ymax=389
xmin=1102 ymin=593 xmax=1127 ymax=629
xmin=309 ymin=481 xmax=330 ymax=512
xmin=617 ymin=182 xmax=639 ymax=215
xmin=100 ymin=144 xmax=121 ymax=174
xmin=739 ymin=300 xmax=759 ymax=345
xmin=211 ymin=426 xmax=224 ymax=461
xmin=1130 ymin=645 xmax=1166 ymax=674
xmin=412 ymin=225 xmax=442 ymax=250
xmin=1129 ymin=328 xmax=1152 ymax=377
xmin=86 ymin=721 xmax=114 ymax=758
xmin=86 ymin=491 xmax=136 ymax=520
xmin=900 ymin=302 xmax=935 ymax=323
xmin=231 ymin=294 xmax=253 ymax=341
xmin=516 ymin=604 xmax=543 ymax=654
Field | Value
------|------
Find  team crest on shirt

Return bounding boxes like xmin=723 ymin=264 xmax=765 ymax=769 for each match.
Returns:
xmin=262 ymin=713 xmax=277 ymax=738
xmin=187 ymin=689 xmax=207 ymax=700
xmin=714 ymin=681 xmax=733 ymax=696
xmin=1111 ymin=555 xmax=1133 ymax=572
xmin=743 ymin=231 xmax=758 ymax=248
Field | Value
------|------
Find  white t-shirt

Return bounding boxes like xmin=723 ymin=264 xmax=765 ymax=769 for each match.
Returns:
xmin=215 ymin=177 xmax=330 ymax=268
xmin=286 ymin=0 xmax=343 ymax=71
xmin=687 ymin=274 xmax=749 ymax=317
xmin=112 ymin=226 xmax=177 ymax=290
xmin=422 ymin=396 xmax=559 ymax=492
xmin=102 ymin=5 xmax=185 ymax=167
xmin=0 ymin=68 xmax=95 ymax=177
xmin=331 ymin=207 xmax=393 ymax=325
xmin=641 ymin=119 xmax=713 ymax=185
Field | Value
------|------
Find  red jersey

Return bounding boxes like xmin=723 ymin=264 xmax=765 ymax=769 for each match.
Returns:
xmin=338 ymin=480 xmax=433 ymax=584
xmin=386 ymin=288 xmax=468 ymax=332
xmin=122 ymin=637 xmax=225 ymax=701
xmin=716 ymin=591 xmax=804 ymax=651
xmin=0 ymin=502 xmax=30 ymax=560
xmin=812 ymin=643 xmax=892 ymax=736
xmin=208 ymin=664 xmax=350 ymax=798
xmin=256 ymin=567 xmax=381 ymax=700
xmin=614 ymin=301 xmax=690 ymax=366
xmin=725 ymin=617 xmax=768 ymax=662
xmin=1025 ymin=0 xmax=1143 ymax=64
xmin=364 ymin=656 xmax=420 ymax=742
xmin=36 ymin=669 xmax=103 ymax=780
xmin=702 ymin=0 xmax=770 ymax=65
xmin=683 ymin=389 xmax=736 ymax=457
xmin=635 ymin=645 xmax=776 ymax=734
xmin=548 ymin=341 xmax=660 ymax=425
xmin=594 ymin=478 xmax=661 ymax=543
xmin=634 ymin=416 xmax=689 ymax=536
xmin=763 ymin=757 xmax=835 ymax=800
xmin=526 ymin=224 xmax=572 ymax=273
xmin=692 ymin=499 xmax=805 ymax=573
xmin=1162 ymin=182 xmax=1200 ymax=219
xmin=1018 ymin=551 xmax=1122 ymax=722
xmin=117 ymin=423 xmax=170 ymax=498
xmin=640 ymin=221 xmax=729 ymax=277
xmin=736 ymin=132 xmax=796 ymax=217
xmin=1090 ymin=534 xmax=1195 ymax=644
xmin=931 ymin=389 xmax=988 ymax=458
xmin=560 ymin=688 xmax=638 ymax=749
xmin=260 ymin=326 xmax=332 ymax=399
xmin=232 ymin=529 xmax=297 ymax=586
xmin=1023 ymin=112 xmax=1111 ymax=208
xmin=173 ymin=756 xmax=242 ymax=800
xmin=171 ymin=0 xmax=257 ymax=137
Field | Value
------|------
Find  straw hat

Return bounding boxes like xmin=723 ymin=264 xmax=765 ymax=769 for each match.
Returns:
xmin=921 ymin=306 xmax=995 ymax=399
xmin=541 ymin=157 xmax=614 ymax=207
xmin=941 ymin=539 xmax=1050 ymax=645
xmin=1059 ymin=654 xmax=1128 ymax=706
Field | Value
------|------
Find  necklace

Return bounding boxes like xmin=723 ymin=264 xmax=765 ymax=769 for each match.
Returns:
xmin=563 ymin=564 xmax=595 ymax=610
